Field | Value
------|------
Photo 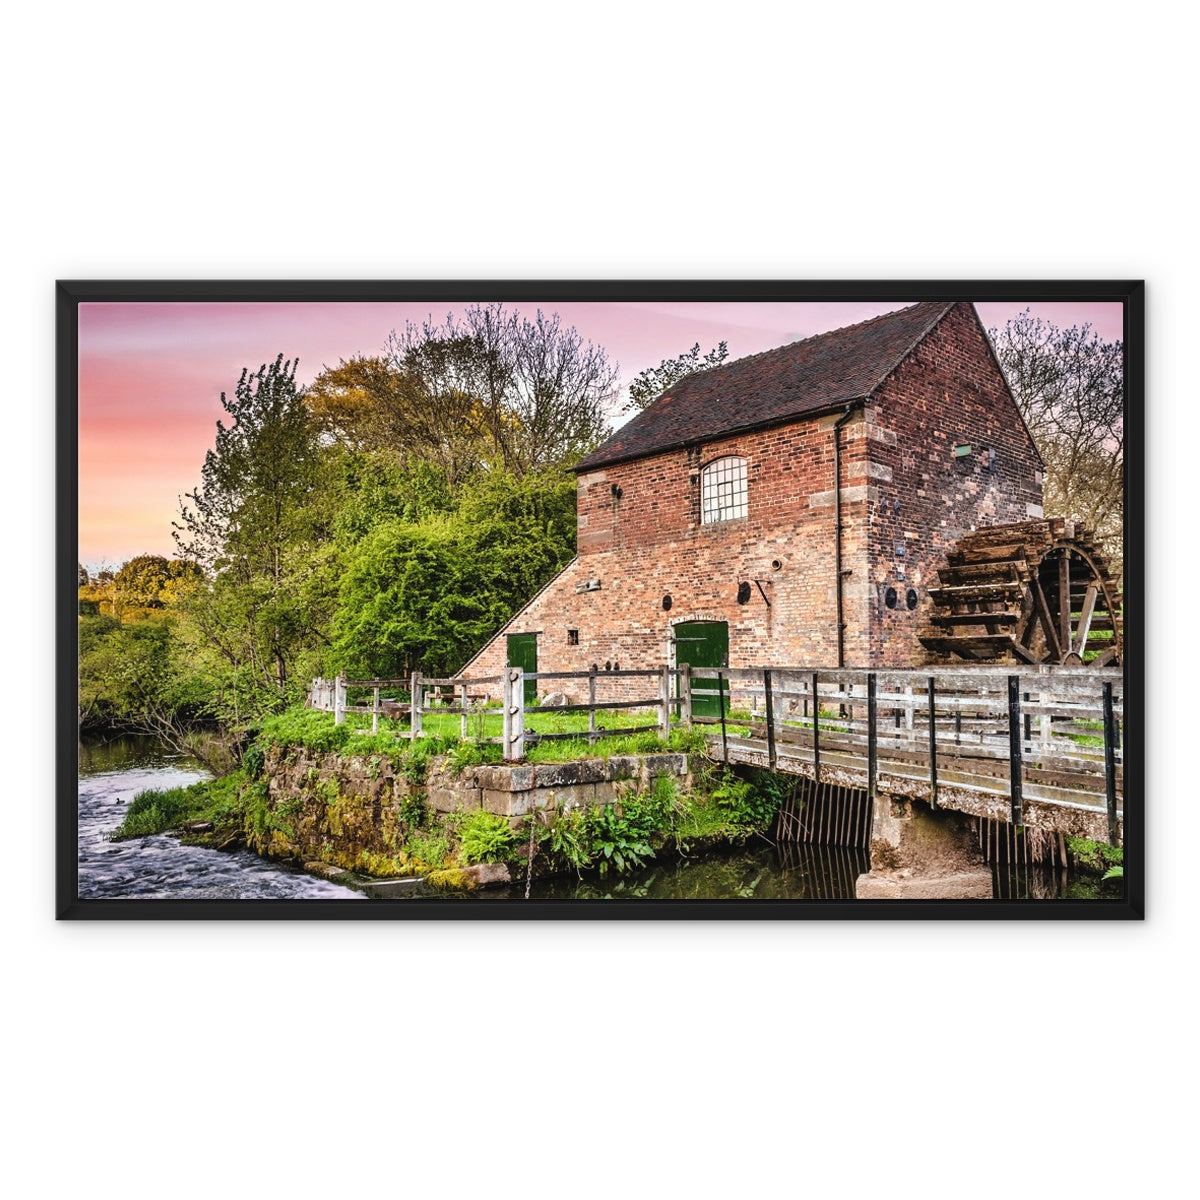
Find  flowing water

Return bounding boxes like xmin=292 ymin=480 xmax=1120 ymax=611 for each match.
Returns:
xmin=77 ymin=735 xmax=361 ymax=900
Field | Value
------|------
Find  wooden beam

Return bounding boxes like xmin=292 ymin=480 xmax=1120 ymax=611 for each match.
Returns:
xmin=1074 ymin=584 xmax=1099 ymax=655
xmin=1058 ymin=553 xmax=1072 ymax=652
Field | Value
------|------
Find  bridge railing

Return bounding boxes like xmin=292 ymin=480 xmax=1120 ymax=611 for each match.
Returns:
xmin=688 ymin=665 xmax=1124 ymax=843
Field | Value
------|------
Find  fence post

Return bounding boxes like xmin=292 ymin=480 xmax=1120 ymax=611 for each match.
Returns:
xmin=927 ymin=675 xmax=938 ymax=809
xmin=502 ymin=670 xmax=513 ymax=759
xmin=372 ymin=685 xmax=380 ymax=734
xmin=410 ymin=671 xmax=423 ymax=743
xmin=679 ymin=663 xmax=692 ymax=728
xmin=659 ymin=663 xmax=671 ymax=739
xmin=588 ymin=666 xmax=598 ymax=746
xmin=509 ymin=668 xmax=525 ymax=761
xmin=334 ymin=672 xmax=346 ymax=726
xmin=1103 ymin=681 xmax=1120 ymax=846
xmin=812 ymin=671 xmax=821 ymax=780
xmin=764 ymin=669 xmax=776 ymax=769
xmin=460 ymin=681 xmax=469 ymax=741
xmin=717 ymin=670 xmax=728 ymax=763
xmin=1007 ymin=674 xmax=1023 ymax=827
xmin=867 ymin=672 xmax=878 ymax=804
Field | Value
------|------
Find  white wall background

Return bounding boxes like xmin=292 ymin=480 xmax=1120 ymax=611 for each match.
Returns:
xmin=5 ymin=3 xmax=1191 ymax=1196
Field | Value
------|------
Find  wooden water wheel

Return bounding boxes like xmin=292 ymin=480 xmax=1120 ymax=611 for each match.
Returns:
xmin=920 ymin=518 xmax=1122 ymax=666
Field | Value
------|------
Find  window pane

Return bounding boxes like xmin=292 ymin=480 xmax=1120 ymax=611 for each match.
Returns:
xmin=701 ymin=456 xmax=747 ymax=523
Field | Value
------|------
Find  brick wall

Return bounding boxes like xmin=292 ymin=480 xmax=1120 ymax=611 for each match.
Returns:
xmin=462 ymin=303 xmax=1044 ymax=696
xmin=859 ymin=303 xmax=1043 ymax=667
xmin=463 ymin=413 xmax=872 ymax=700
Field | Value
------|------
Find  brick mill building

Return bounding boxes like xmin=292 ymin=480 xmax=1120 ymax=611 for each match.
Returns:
xmin=461 ymin=301 xmax=1050 ymax=697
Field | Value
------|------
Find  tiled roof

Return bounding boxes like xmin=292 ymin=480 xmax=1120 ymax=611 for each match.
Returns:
xmin=576 ymin=301 xmax=957 ymax=471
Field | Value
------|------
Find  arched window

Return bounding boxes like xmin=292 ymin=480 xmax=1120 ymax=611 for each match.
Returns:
xmin=701 ymin=455 xmax=747 ymax=523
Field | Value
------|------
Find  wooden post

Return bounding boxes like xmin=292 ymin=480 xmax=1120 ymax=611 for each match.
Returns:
xmin=1007 ymin=674 xmax=1023 ymax=827
xmin=372 ymin=685 xmax=380 ymax=734
xmin=812 ymin=671 xmax=821 ymax=779
xmin=867 ymin=673 xmax=877 ymax=804
xmin=510 ymin=668 xmax=525 ymax=760
xmin=927 ymin=675 xmax=938 ymax=809
xmin=659 ymin=663 xmax=671 ymax=739
xmin=764 ymin=669 xmax=776 ymax=769
xmin=588 ymin=666 xmax=598 ymax=746
xmin=1103 ymin=681 xmax=1119 ymax=846
xmin=334 ymin=672 xmax=346 ymax=726
xmin=905 ymin=685 xmax=914 ymax=738
xmin=717 ymin=669 xmax=728 ymax=763
xmin=460 ymin=681 xmax=469 ymax=742
xmin=679 ymin=663 xmax=692 ymax=729
xmin=502 ymin=670 xmax=513 ymax=759
xmin=410 ymin=671 xmax=423 ymax=743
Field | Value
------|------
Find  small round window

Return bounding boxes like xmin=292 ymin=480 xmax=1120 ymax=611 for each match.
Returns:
xmin=906 ymin=588 xmax=919 ymax=610
xmin=885 ymin=587 xmax=898 ymax=609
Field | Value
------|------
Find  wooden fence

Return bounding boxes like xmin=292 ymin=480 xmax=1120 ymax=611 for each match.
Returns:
xmin=308 ymin=666 xmax=684 ymax=759
xmin=308 ymin=663 xmax=1124 ymax=840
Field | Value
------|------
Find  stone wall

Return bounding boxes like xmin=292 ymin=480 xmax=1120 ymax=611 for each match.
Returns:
xmin=251 ymin=744 xmax=691 ymax=874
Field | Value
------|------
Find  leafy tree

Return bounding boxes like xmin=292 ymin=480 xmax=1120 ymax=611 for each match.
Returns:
xmin=173 ymin=354 xmax=325 ymax=712
xmin=624 ymin=341 xmax=729 ymax=413
xmin=382 ymin=304 xmax=619 ymax=475
xmin=307 ymin=351 xmax=491 ymax=487
xmin=331 ymin=469 xmax=576 ymax=678
xmin=990 ymin=312 xmax=1124 ymax=567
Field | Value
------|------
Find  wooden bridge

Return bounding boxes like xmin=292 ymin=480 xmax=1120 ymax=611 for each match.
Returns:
xmin=309 ymin=662 xmax=1125 ymax=847
xmin=687 ymin=665 xmax=1124 ymax=847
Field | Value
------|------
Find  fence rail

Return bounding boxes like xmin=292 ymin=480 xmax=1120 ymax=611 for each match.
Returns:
xmin=308 ymin=662 xmax=1125 ymax=841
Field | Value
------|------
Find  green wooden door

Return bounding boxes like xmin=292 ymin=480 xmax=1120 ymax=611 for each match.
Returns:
xmin=506 ymin=633 xmax=538 ymax=705
xmin=673 ymin=621 xmax=728 ymax=719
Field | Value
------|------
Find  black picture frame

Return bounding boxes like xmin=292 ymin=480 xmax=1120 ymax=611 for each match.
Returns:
xmin=58 ymin=279 xmax=1144 ymax=920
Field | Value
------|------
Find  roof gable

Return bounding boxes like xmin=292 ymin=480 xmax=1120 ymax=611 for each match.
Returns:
xmin=577 ymin=301 xmax=957 ymax=471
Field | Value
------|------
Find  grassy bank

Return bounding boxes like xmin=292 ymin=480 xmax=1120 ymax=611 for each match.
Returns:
xmin=110 ymin=704 xmax=785 ymax=885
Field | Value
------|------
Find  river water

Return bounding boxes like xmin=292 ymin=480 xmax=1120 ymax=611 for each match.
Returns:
xmin=77 ymin=736 xmax=362 ymax=900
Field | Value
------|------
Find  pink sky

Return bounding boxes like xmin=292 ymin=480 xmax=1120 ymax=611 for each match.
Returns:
xmin=77 ymin=298 xmax=1124 ymax=568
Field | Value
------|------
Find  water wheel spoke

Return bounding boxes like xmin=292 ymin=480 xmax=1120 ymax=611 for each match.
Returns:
xmin=1074 ymin=584 xmax=1099 ymax=655
xmin=1032 ymin=578 xmax=1063 ymax=661
xmin=1057 ymin=553 xmax=1071 ymax=651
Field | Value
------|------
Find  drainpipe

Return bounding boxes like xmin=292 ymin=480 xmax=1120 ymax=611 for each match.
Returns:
xmin=833 ymin=402 xmax=863 ymax=668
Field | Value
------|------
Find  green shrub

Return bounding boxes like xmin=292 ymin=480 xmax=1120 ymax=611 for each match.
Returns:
xmin=110 ymin=784 xmax=207 ymax=839
xmin=458 ymin=810 xmax=520 ymax=865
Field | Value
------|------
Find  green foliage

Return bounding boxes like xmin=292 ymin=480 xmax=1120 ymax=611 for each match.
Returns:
xmin=586 ymin=802 xmax=656 ymax=876
xmin=407 ymin=826 xmax=452 ymax=871
xmin=457 ymin=810 xmax=520 ymax=865
xmin=447 ymin=742 xmax=485 ymax=774
xmin=258 ymin=708 xmax=353 ymax=754
xmin=330 ymin=468 xmax=576 ymax=681
xmin=540 ymin=807 xmax=593 ymax=876
xmin=110 ymin=784 xmax=208 ymax=840
xmin=1066 ymin=836 xmax=1124 ymax=875
xmin=398 ymin=793 xmax=427 ymax=828
xmin=173 ymin=353 xmax=329 ymax=718
xmin=710 ymin=768 xmax=784 ymax=831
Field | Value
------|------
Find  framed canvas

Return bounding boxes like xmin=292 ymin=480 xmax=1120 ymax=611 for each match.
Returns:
xmin=58 ymin=280 xmax=1143 ymax=920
